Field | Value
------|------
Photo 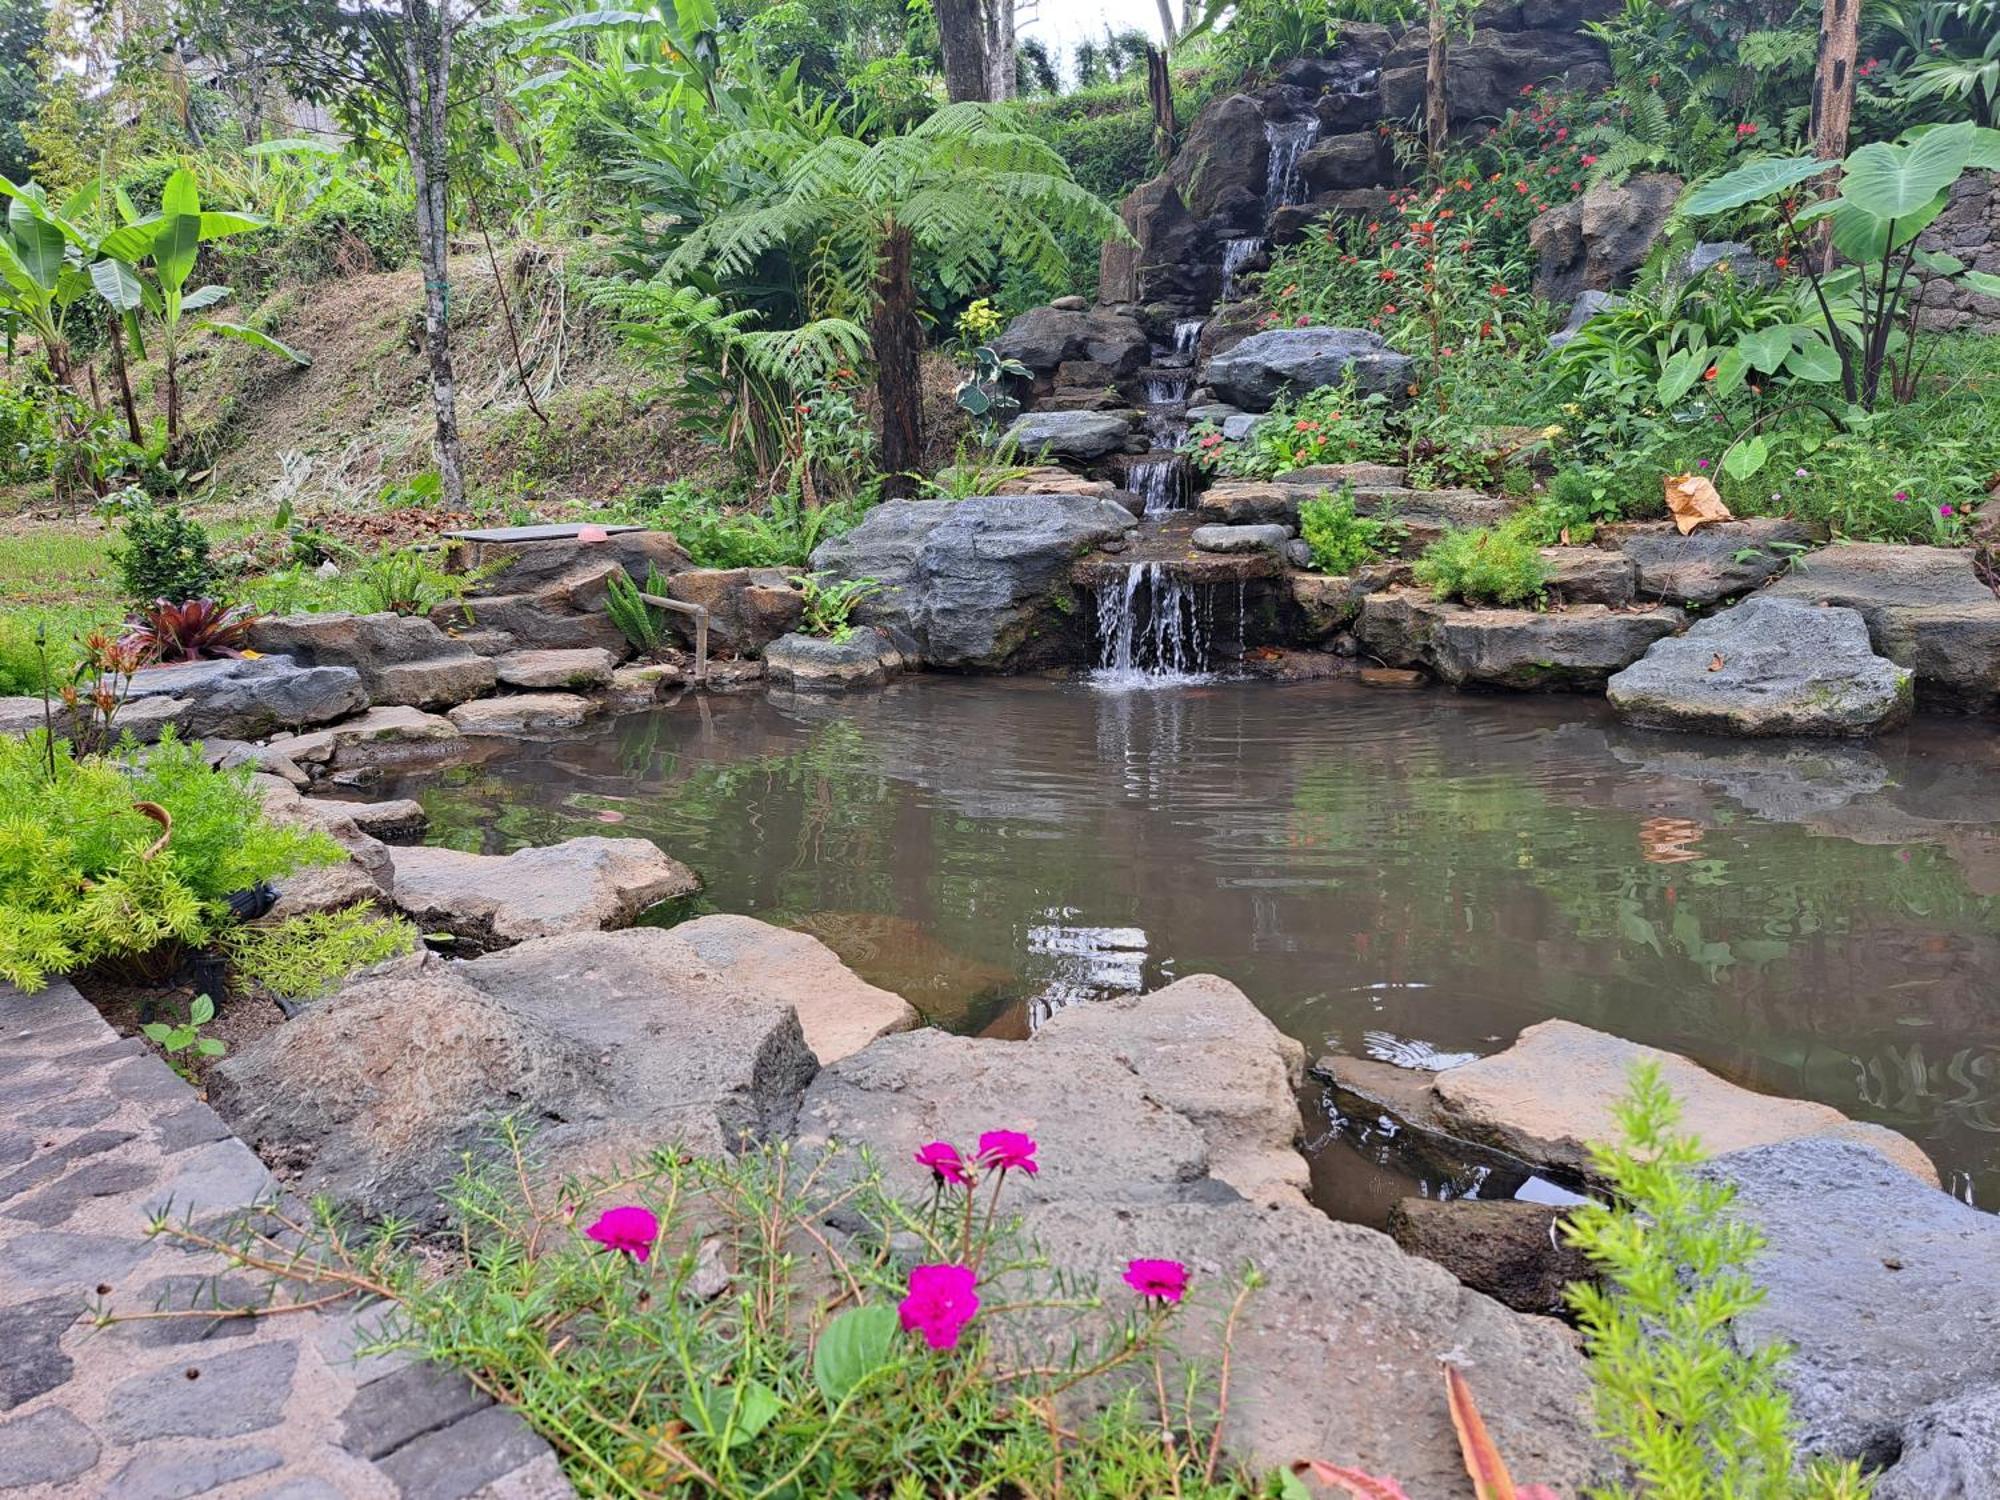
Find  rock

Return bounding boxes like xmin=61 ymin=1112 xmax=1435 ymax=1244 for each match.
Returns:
xmin=799 ymin=974 xmax=1309 ymax=1209
xmin=1382 ymin=27 xmax=1610 ymax=124
xmin=274 ymin=705 xmax=469 ymax=772
xmin=1284 ymin=538 xmax=1313 ymax=568
xmin=1191 ymin=523 xmax=1290 ymax=555
xmin=446 ymin=693 xmax=597 ymax=735
xmin=762 ymin=629 xmax=902 ymax=693
xmin=0 ymin=1407 xmax=99 ymax=1489
xmin=119 ymin=656 xmax=366 ymax=740
xmin=1357 ymin=591 xmax=1685 ymax=690
xmin=387 ymin=836 xmax=699 ymax=950
xmin=1540 ymin=547 xmax=1636 ymax=605
xmin=366 ymin=655 xmax=497 ymax=709
xmin=1432 ymin=1019 xmax=1939 ymax=1185
xmin=603 ymin=661 xmax=684 ymax=712
xmin=809 ymin=494 xmax=1138 ymax=670
xmin=209 ymin=929 xmax=820 ymax=1226
xmin=1703 ymin=1138 xmax=2000 ymax=1467
xmin=1048 ymin=295 xmax=1089 ymax=312
xmin=664 ymin=913 xmax=918 ymax=1063
xmin=1100 ymin=179 xmax=1209 ymax=305
xmin=664 ymin=568 xmax=805 ymax=658
xmin=268 ymin=858 xmax=389 ymax=921
xmin=990 ymin=465 xmax=1118 ymax=499
xmin=1002 ymin=410 xmax=1135 ymax=463
xmin=1677 ymin=239 xmax=1776 ymax=286
xmin=1205 ymin=327 xmax=1417 ymax=411
xmin=445 ymin=528 xmax=694 ymax=595
xmin=1164 ymin=93 xmax=1270 ymax=223
xmin=1767 ymin=542 xmax=2000 ymax=712
xmin=1387 ymin=1197 xmax=1594 ymax=1316
xmin=1608 ymin=517 xmax=1816 ymax=605
xmin=101 ymin=1340 xmax=298 ymax=1443
xmin=301 ymin=796 xmax=428 ymax=841
xmin=1874 ymin=1387 xmax=2000 ymax=1500
xmin=1545 ymin=288 xmax=1623 ymax=348
xmin=245 ymin=612 xmax=494 ymax=708
xmin=1221 ymin=412 xmax=1266 ymax=441
xmin=992 ymin=306 xmax=1149 ymax=382
xmin=1608 ymin=597 xmax=1914 ymax=737
xmin=493 ymin=647 xmax=616 ymax=691
xmin=1299 ymin=131 xmax=1390 ymax=193
xmin=437 ymin=558 xmax=631 ymax=656
xmin=1529 ymin=173 xmax=1682 ymax=304
xmin=1360 ymin=666 xmax=1426 ymax=687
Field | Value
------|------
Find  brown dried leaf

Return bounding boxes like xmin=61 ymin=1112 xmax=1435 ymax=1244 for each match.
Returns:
xmin=1708 ymin=653 xmax=1726 ymax=672
xmin=1664 ymin=472 xmax=1733 ymax=535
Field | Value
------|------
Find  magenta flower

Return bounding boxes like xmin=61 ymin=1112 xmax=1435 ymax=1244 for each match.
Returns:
xmin=899 ymin=1263 xmax=980 ymax=1349
xmin=1696 ymin=458 xmax=1710 ymax=469
xmin=584 ymin=1205 xmax=659 ymax=1263
xmin=977 ymin=1130 xmax=1039 ymax=1175
xmin=1894 ymin=490 xmax=1909 ymax=502
xmin=914 ymin=1140 xmax=972 ymax=1187
xmin=1941 ymin=504 xmax=1955 ymax=517
xmin=1124 ymin=1258 xmax=1191 ymax=1304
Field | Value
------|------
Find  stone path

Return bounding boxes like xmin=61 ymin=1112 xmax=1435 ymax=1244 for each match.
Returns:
xmin=0 ymin=980 xmax=575 ymax=1500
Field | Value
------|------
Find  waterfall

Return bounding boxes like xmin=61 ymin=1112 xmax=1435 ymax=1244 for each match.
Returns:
xmin=1173 ymin=319 xmax=1205 ymax=357
xmin=1220 ymin=237 xmax=1263 ymax=301
xmin=1143 ymin=368 xmax=1193 ymax=406
xmin=1125 ymin=456 xmax=1191 ymax=517
xmin=1264 ymin=115 xmax=1321 ymax=211
xmin=1093 ymin=563 xmax=1216 ymax=687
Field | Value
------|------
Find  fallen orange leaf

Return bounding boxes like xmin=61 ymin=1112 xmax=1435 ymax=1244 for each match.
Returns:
xmin=1708 ymin=653 xmax=1726 ymax=672
xmin=1664 ymin=472 xmax=1733 ymax=535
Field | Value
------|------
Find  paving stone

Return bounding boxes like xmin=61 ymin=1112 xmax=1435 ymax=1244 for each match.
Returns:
xmin=142 ymin=1138 xmax=275 ymax=1219
xmin=126 ymin=1274 xmax=270 ymax=1348
xmin=0 ymin=1128 xmax=138 ymax=1205
xmin=4 ymin=1070 xmax=89 ymax=1107
xmin=315 ymin=1301 xmax=416 ymax=1386
xmin=0 ymin=1052 xmax=37 ymax=1078
xmin=22 ymin=1093 xmax=118 ymax=1130
xmin=4 ymin=1157 xmax=157 ymax=1226
xmin=151 ymin=1102 xmax=232 ymax=1155
xmin=103 ymin=1444 xmax=284 ymax=1499
xmin=0 ymin=1228 xmax=150 ymax=1291
xmin=254 ymin=1481 xmax=348 ymax=1500
xmin=0 ymin=1295 xmax=80 ymax=1410
xmin=0 ymin=1406 xmax=100 ymax=1489
xmin=376 ymin=1404 xmax=551 ymax=1500
xmin=110 ymin=1055 xmax=195 ymax=1106
xmin=341 ymin=1361 xmax=492 ymax=1460
xmin=58 ymin=1037 xmax=149 ymax=1068
xmin=103 ymin=1341 xmax=300 ymax=1444
xmin=466 ymin=1451 xmax=572 ymax=1500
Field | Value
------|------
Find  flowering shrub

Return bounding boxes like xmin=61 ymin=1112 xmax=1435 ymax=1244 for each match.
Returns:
xmin=1188 ymin=380 xmax=1396 ymax=481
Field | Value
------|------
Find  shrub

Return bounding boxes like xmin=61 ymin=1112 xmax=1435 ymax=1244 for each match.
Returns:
xmin=351 ymin=548 xmax=478 ymax=618
xmin=1299 ymin=486 xmax=1398 ymax=574
xmin=1204 ymin=381 xmax=1395 ymax=480
xmin=113 ymin=503 xmax=216 ymax=606
xmin=0 ymin=729 xmax=342 ymax=989
xmin=1413 ymin=524 xmax=1547 ymax=607
xmin=121 ymin=599 xmax=258 ymax=664
xmin=1511 ymin=467 xmax=1627 ymax=545
xmin=1566 ymin=1064 xmax=1875 ymax=1500
xmin=789 ymin=572 xmax=880 ymax=642
xmin=227 ymin=903 xmax=418 ymax=1002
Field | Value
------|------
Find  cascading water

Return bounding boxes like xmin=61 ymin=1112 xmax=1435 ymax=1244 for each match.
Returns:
xmin=1220 ymin=237 xmax=1263 ymax=301
xmin=1173 ymin=319 xmax=1205 ymax=357
xmin=1263 ymin=114 xmax=1321 ymax=211
xmin=1092 ymin=563 xmax=1216 ymax=687
xmin=1143 ymin=368 xmax=1194 ymax=406
xmin=1124 ymin=457 xmax=1191 ymax=517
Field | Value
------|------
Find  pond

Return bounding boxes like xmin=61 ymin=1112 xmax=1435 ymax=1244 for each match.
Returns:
xmin=377 ymin=677 xmax=2000 ymax=1220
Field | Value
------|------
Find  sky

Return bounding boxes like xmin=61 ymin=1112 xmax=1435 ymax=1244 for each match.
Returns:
xmin=1019 ymin=0 xmax=1175 ymax=67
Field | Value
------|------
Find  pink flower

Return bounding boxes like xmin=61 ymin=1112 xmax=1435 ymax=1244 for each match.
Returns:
xmin=977 ymin=1130 xmax=1039 ymax=1175
xmin=1941 ymin=504 xmax=1955 ymax=517
xmin=914 ymin=1140 xmax=972 ymax=1187
xmin=1124 ymin=1258 xmax=1190 ymax=1304
xmin=1893 ymin=490 xmax=1909 ymax=502
xmin=584 ymin=1205 xmax=659 ymax=1263
xmin=899 ymin=1263 xmax=980 ymax=1349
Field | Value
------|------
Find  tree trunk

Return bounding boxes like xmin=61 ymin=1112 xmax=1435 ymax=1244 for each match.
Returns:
xmin=400 ymin=0 xmax=467 ymax=507
xmin=106 ymin=310 xmax=141 ymax=447
xmin=164 ymin=342 xmax=180 ymax=461
xmin=872 ymin=224 xmax=923 ymax=500
xmin=936 ymin=0 xmax=990 ymax=102
xmin=1153 ymin=0 xmax=1177 ymax=46
xmin=1424 ymin=0 xmax=1449 ymax=176
xmin=1146 ymin=46 xmax=1176 ymax=162
xmin=983 ymin=0 xmax=1016 ymax=102
xmin=1808 ymin=0 xmax=1860 ymax=273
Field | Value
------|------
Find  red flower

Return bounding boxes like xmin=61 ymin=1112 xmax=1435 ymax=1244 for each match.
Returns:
xmin=1124 ymin=1259 xmax=1190 ymax=1304
xmin=1774 ymin=255 xmax=1790 ymax=270
xmin=1379 ymin=267 xmax=1398 ymax=281
xmin=1703 ymin=365 xmax=1718 ymax=381
xmin=1490 ymin=282 xmax=1510 ymax=297
xmin=1581 ymin=153 xmax=1598 ymax=165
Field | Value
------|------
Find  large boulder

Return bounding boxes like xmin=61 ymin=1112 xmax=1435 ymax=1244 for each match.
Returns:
xmin=1206 ymin=328 xmax=1417 ymax=411
xmin=1382 ymin=28 xmax=1610 ymax=125
xmin=119 ymin=656 xmax=366 ymax=740
xmin=1102 ymin=178 xmax=1211 ymax=305
xmin=1529 ymin=173 xmax=1682 ymax=304
xmin=1299 ymin=131 xmax=1391 ymax=194
xmin=1608 ymin=517 xmax=1815 ymax=605
xmin=809 ymin=494 xmax=1138 ymax=670
xmin=1703 ymin=1139 xmax=2000 ymax=1473
xmin=493 ymin=647 xmax=616 ymax=691
xmin=387 ymin=836 xmax=699 ymax=951
xmin=1387 ymin=1197 xmax=1596 ymax=1317
xmin=431 ymin=560 xmax=630 ymax=657
xmin=1164 ymin=93 xmax=1270 ymax=224
xmin=1875 ymin=1387 xmax=2000 ymax=1499
xmin=992 ymin=306 xmax=1149 ymax=384
xmin=1608 ymin=597 xmax=1914 ymax=737
xmin=664 ymin=568 xmax=805 ymax=658
xmin=443 ymin=529 xmax=694 ymax=595
xmin=207 ymin=928 xmax=821 ymax=1226
xmin=446 ymin=692 xmax=598 ymax=735
xmin=245 ymin=612 xmax=495 ymax=709
xmin=1767 ymin=543 xmax=2000 ymax=713
xmin=761 ymin=628 xmax=903 ymax=694
xmin=1356 ymin=591 xmax=1684 ymax=690
xmin=275 ymin=705 xmax=471 ymax=773
xmin=1002 ymin=410 xmax=1135 ymax=463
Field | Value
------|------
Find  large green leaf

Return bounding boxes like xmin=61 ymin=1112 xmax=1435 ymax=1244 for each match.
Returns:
xmin=7 ymin=197 xmax=65 ymax=289
xmin=1722 ymin=435 xmax=1769 ymax=481
xmin=1840 ymin=121 xmax=1978 ymax=220
xmin=813 ymin=1305 xmax=898 ymax=1406
xmin=181 ymin=283 xmax=231 ymax=312
xmin=1785 ymin=341 xmax=1843 ymax=382
xmin=1965 ymin=270 xmax=2000 ymax=299
xmin=1735 ymin=324 xmax=1795 ymax=375
xmin=97 ymin=222 xmax=155 ymax=263
xmin=200 ymin=320 xmax=311 ymax=366
xmin=1829 ymin=192 xmax=1948 ymax=263
xmin=1657 ymin=346 xmax=1707 ymax=407
xmin=1683 ymin=156 xmax=1830 ymax=216
xmin=89 ymin=257 xmax=144 ymax=312
xmin=197 ymin=211 xmax=268 ymax=240
xmin=1711 ymin=344 xmax=1750 ymax=399
xmin=160 ymin=167 xmax=201 ymax=222
xmin=153 ymin=213 xmax=202 ymax=303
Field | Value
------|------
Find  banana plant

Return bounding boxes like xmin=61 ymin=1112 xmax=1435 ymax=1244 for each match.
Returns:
xmin=0 ymin=179 xmax=97 ymax=388
xmin=96 ymin=167 xmax=309 ymax=459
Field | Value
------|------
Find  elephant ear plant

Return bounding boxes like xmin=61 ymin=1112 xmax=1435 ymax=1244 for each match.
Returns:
xmin=1678 ymin=120 xmax=2000 ymax=415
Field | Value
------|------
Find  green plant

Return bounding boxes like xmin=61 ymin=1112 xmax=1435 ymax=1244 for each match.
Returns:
xmin=1885 ymin=0 xmax=2000 ymax=127
xmin=953 ymin=345 xmax=1031 ymax=439
xmin=610 ymin=483 xmax=870 ymax=571
xmin=0 ymin=728 xmax=341 ymax=989
xmin=351 ymin=547 xmax=478 ymax=618
xmin=1209 ymin=381 xmax=1395 ymax=480
xmin=377 ymin=470 xmax=444 ymax=510
xmin=1299 ymin=486 xmax=1399 ymax=574
xmin=1565 ymin=1064 xmax=1874 ymax=1500
xmin=226 ymin=903 xmax=418 ymax=1002
xmin=140 ymin=991 xmax=225 ymax=1079
xmin=113 ymin=502 xmax=216 ymax=606
xmin=917 ymin=433 xmax=1034 ymax=499
xmin=1413 ymin=524 xmax=1548 ymax=606
xmin=121 ymin=598 xmax=258 ymax=663
xmin=604 ymin=564 xmax=676 ymax=660
xmin=1181 ymin=0 xmax=1350 ymax=78
xmin=1516 ymin=468 xmax=1629 ymax=544
xmin=789 ymin=571 xmax=880 ymax=642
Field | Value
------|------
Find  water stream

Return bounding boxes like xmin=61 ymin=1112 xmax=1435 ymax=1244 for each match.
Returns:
xmin=1091 ymin=562 xmax=1217 ymax=686
xmin=1264 ymin=114 xmax=1321 ymax=211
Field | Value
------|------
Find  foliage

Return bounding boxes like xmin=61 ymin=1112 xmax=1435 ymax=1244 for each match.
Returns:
xmin=1182 ymin=0 xmax=1345 ymax=79
xmin=1878 ymin=0 xmax=2000 ymax=128
xmin=789 ymin=571 xmax=879 ymax=642
xmin=140 ymin=992 xmax=225 ymax=1080
xmin=226 ymin=903 xmax=418 ymax=1002
xmin=604 ymin=564 xmax=678 ymax=661
xmin=1413 ymin=523 xmax=1548 ymax=607
xmin=1565 ymin=1064 xmax=1874 ymax=1500
xmin=1300 ymin=486 xmax=1399 ymax=574
xmin=350 ymin=547 xmax=479 ymax=619
xmin=114 ymin=502 xmax=217 ymax=607
xmin=953 ymin=344 xmax=1030 ymax=438
xmin=1196 ymin=381 xmax=1395 ymax=480
xmin=917 ymin=433 xmax=1034 ymax=499
xmin=1513 ymin=468 xmax=1627 ymax=545
xmin=1027 ymin=103 xmax=1160 ymax=203
xmin=121 ymin=598 xmax=258 ymax=664
xmin=602 ymin=483 xmax=870 ymax=571
xmin=0 ymin=729 xmax=341 ymax=990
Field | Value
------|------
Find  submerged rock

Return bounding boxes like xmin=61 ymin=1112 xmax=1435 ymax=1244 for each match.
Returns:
xmin=1608 ymin=597 xmax=1913 ymax=737
xmin=1387 ymin=1197 xmax=1595 ymax=1317
xmin=1357 ymin=591 xmax=1683 ymax=690
xmin=387 ymin=836 xmax=699 ymax=951
xmin=1205 ymin=327 xmax=1416 ymax=411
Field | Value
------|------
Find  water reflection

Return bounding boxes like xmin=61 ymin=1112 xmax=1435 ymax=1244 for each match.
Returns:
xmin=377 ymin=677 xmax=2000 ymax=1213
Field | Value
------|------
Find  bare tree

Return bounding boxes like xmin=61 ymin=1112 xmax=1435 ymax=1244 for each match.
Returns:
xmin=399 ymin=0 xmax=465 ymax=505
xmin=1153 ymin=0 xmax=1177 ymax=47
xmin=1424 ymin=0 xmax=1449 ymax=174
xmin=1808 ymin=0 xmax=1861 ymax=272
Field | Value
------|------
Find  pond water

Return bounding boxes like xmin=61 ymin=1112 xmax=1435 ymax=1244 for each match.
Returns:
xmin=378 ymin=677 xmax=2000 ymax=1219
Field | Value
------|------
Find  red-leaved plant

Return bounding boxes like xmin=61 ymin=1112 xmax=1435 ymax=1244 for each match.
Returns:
xmin=123 ymin=598 xmax=259 ymax=664
xmin=1293 ymin=1364 xmax=1560 ymax=1499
